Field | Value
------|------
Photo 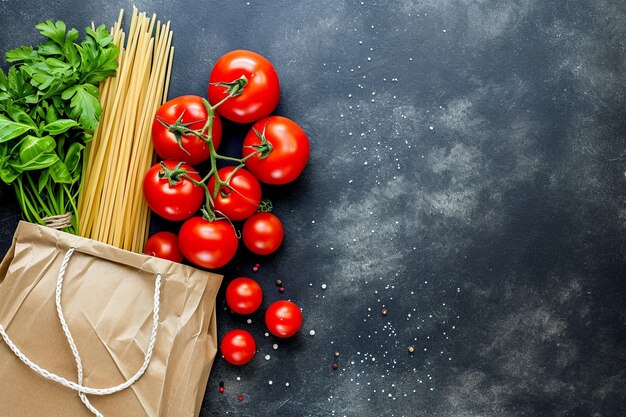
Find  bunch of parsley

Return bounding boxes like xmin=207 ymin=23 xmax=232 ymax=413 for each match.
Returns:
xmin=0 ymin=20 xmax=118 ymax=234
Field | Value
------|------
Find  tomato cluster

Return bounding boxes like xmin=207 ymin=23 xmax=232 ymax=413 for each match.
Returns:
xmin=143 ymin=50 xmax=310 ymax=269
xmin=221 ymin=277 xmax=303 ymax=365
xmin=142 ymin=50 xmax=307 ymax=366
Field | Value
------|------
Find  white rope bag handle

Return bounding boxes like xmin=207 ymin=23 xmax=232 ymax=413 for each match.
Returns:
xmin=0 ymin=247 xmax=162 ymax=417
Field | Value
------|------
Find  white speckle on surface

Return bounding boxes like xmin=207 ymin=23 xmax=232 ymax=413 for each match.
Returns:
xmin=265 ymin=355 xmax=271 ymax=360
xmin=272 ymin=343 xmax=278 ymax=350
xmin=309 ymin=330 xmax=316 ymax=336
xmin=322 ymin=284 xmax=327 ymax=289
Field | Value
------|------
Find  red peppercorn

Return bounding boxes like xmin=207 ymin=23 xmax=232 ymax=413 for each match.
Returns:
xmin=238 ymin=394 xmax=243 ymax=401
xmin=219 ymin=387 xmax=224 ymax=393
xmin=252 ymin=266 xmax=259 ymax=272
xmin=279 ymin=287 xmax=285 ymax=293
xmin=332 ymin=363 xmax=338 ymax=370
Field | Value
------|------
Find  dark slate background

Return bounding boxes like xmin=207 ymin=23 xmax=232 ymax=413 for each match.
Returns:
xmin=1 ymin=1 xmax=626 ymax=416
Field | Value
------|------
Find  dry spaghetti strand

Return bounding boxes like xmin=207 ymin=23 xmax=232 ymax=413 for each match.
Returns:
xmin=78 ymin=8 xmax=174 ymax=252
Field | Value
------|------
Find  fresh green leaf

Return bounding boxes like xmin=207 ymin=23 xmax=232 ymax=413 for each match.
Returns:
xmin=37 ymin=168 xmax=49 ymax=192
xmin=66 ymin=28 xmax=79 ymax=44
xmin=0 ymin=114 xmax=35 ymax=143
xmin=0 ymin=69 xmax=7 ymax=91
xmin=7 ymin=106 xmax=37 ymax=128
xmin=49 ymin=159 xmax=72 ymax=183
xmin=44 ymin=101 xmax=59 ymax=124
xmin=24 ymin=94 xmax=39 ymax=104
xmin=79 ymin=46 xmax=119 ymax=84
xmin=86 ymin=25 xmax=113 ymax=48
xmin=18 ymin=134 xmax=55 ymax=164
xmin=64 ymin=142 xmax=83 ymax=174
xmin=43 ymin=119 xmax=77 ymax=135
xmin=35 ymin=20 xmax=67 ymax=46
xmin=63 ymin=42 xmax=80 ymax=68
xmin=7 ymin=66 xmax=25 ymax=97
xmin=45 ymin=58 xmax=73 ymax=75
xmin=61 ymin=84 xmax=101 ymax=132
xmin=37 ymin=41 xmax=64 ymax=56
xmin=10 ymin=152 xmax=58 ymax=171
xmin=0 ymin=159 xmax=19 ymax=183
xmin=5 ymin=46 xmax=35 ymax=62
xmin=55 ymin=135 xmax=66 ymax=159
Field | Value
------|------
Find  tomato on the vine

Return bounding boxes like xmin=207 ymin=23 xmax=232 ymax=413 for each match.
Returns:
xmin=242 ymin=116 xmax=310 ymax=185
xmin=207 ymin=166 xmax=262 ymax=221
xmin=152 ymin=95 xmax=223 ymax=166
xmin=208 ymin=50 xmax=280 ymax=124
xmin=265 ymin=300 xmax=302 ymax=338
xmin=242 ymin=213 xmax=284 ymax=255
xmin=143 ymin=161 xmax=204 ymax=221
xmin=144 ymin=231 xmax=183 ymax=263
xmin=221 ymin=329 xmax=256 ymax=365
xmin=178 ymin=217 xmax=238 ymax=269
xmin=226 ymin=277 xmax=263 ymax=315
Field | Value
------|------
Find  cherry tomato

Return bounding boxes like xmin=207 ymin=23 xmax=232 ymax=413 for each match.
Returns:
xmin=265 ymin=300 xmax=302 ymax=338
xmin=220 ymin=329 xmax=256 ymax=365
xmin=143 ymin=161 xmax=204 ymax=221
xmin=178 ymin=217 xmax=238 ymax=269
xmin=207 ymin=166 xmax=262 ymax=221
xmin=242 ymin=116 xmax=310 ymax=185
xmin=226 ymin=277 xmax=263 ymax=314
xmin=144 ymin=231 xmax=183 ymax=263
xmin=152 ymin=95 xmax=223 ymax=166
xmin=208 ymin=50 xmax=280 ymax=124
xmin=242 ymin=213 xmax=284 ymax=255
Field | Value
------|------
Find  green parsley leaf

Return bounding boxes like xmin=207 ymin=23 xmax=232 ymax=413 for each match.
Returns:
xmin=35 ymin=20 xmax=67 ymax=46
xmin=61 ymin=84 xmax=101 ymax=132
xmin=5 ymin=46 xmax=35 ymax=62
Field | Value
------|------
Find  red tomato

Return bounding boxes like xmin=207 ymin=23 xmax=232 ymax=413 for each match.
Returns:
xmin=242 ymin=116 xmax=310 ymax=185
xmin=178 ymin=217 xmax=238 ymax=269
xmin=242 ymin=213 xmax=284 ymax=255
xmin=220 ymin=329 xmax=256 ymax=365
xmin=226 ymin=277 xmax=263 ymax=314
xmin=144 ymin=231 xmax=183 ymax=263
xmin=265 ymin=300 xmax=302 ymax=338
xmin=143 ymin=161 xmax=204 ymax=221
xmin=207 ymin=166 xmax=262 ymax=221
xmin=208 ymin=50 xmax=280 ymax=124
xmin=152 ymin=95 xmax=223 ymax=166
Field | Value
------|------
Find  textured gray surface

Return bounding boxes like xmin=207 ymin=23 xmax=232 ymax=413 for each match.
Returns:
xmin=1 ymin=0 xmax=626 ymax=416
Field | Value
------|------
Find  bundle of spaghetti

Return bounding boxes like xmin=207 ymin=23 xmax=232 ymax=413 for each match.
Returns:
xmin=78 ymin=8 xmax=174 ymax=252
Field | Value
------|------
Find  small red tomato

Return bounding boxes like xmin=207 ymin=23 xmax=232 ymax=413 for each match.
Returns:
xmin=242 ymin=213 xmax=284 ymax=255
xmin=221 ymin=329 xmax=256 ymax=365
xmin=207 ymin=166 xmax=262 ymax=221
xmin=226 ymin=277 xmax=263 ymax=314
xmin=178 ymin=217 xmax=239 ymax=269
xmin=152 ymin=95 xmax=223 ymax=165
xmin=242 ymin=116 xmax=310 ymax=185
xmin=208 ymin=50 xmax=280 ymax=124
xmin=265 ymin=300 xmax=303 ymax=338
xmin=143 ymin=161 xmax=204 ymax=221
xmin=144 ymin=231 xmax=183 ymax=263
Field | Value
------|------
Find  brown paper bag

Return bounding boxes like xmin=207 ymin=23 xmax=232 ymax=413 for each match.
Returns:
xmin=0 ymin=221 xmax=222 ymax=417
